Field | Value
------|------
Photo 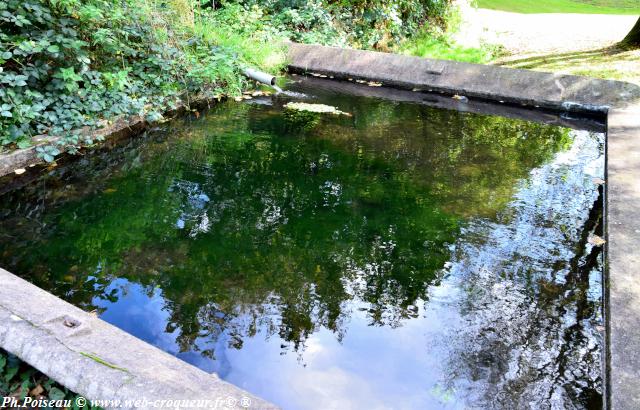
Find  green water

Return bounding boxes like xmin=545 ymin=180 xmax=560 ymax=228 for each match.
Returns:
xmin=0 ymin=81 xmax=603 ymax=409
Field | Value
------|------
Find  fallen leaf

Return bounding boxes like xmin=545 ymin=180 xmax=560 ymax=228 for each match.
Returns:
xmin=30 ymin=385 xmax=44 ymax=397
xmin=14 ymin=168 xmax=26 ymax=175
xmin=367 ymin=81 xmax=382 ymax=87
xmin=588 ymin=234 xmax=606 ymax=246
xmin=284 ymin=102 xmax=351 ymax=116
xmin=48 ymin=387 xmax=65 ymax=401
xmin=103 ymin=188 xmax=117 ymax=194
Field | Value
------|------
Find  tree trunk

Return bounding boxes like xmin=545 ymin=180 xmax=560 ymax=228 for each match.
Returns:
xmin=622 ymin=17 xmax=640 ymax=47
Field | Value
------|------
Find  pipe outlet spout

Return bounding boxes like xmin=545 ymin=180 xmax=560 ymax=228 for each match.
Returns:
xmin=243 ymin=68 xmax=276 ymax=86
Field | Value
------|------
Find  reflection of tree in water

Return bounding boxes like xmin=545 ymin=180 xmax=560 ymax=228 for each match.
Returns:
xmin=440 ymin=131 xmax=604 ymax=409
xmin=0 ymin=98 xmax=574 ymax=360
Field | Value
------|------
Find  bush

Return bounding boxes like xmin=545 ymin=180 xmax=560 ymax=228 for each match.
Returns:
xmin=201 ymin=0 xmax=453 ymax=49
xmin=0 ymin=0 xmax=284 ymax=156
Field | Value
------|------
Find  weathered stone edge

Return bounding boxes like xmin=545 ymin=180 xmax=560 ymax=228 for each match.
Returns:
xmin=0 ymin=95 xmax=219 ymax=178
xmin=287 ymin=42 xmax=640 ymax=113
xmin=604 ymin=104 xmax=640 ymax=410
xmin=0 ymin=268 xmax=278 ymax=410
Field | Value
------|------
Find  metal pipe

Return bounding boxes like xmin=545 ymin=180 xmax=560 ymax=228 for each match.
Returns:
xmin=242 ymin=68 xmax=276 ymax=86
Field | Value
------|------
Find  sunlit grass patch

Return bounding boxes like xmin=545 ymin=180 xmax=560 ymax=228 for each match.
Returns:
xmin=476 ymin=0 xmax=640 ymax=14
xmin=398 ymin=34 xmax=503 ymax=64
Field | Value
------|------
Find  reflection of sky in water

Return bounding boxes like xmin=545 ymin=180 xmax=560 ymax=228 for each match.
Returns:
xmin=92 ymin=130 xmax=603 ymax=409
xmin=94 ymin=279 xmax=460 ymax=409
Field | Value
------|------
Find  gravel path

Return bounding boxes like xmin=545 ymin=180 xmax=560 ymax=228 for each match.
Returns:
xmin=454 ymin=4 xmax=638 ymax=55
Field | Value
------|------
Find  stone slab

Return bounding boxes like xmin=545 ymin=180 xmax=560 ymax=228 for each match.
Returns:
xmin=289 ymin=75 xmax=606 ymax=132
xmin=287 ymin=43 xmax=640 ymax=113
xmin=0 ymin=268 xmax=277 ymax=410
xmin=605 ymin=104 xmax=640 ymax=410
xmin=0 ymin=95 xmax=219 ymax=178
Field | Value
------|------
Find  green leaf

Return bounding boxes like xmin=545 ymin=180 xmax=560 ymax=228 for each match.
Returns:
xmin=47 ymin=45 xmax=60 ymax=53
xmin=4 ymin=365 xmax=18 ymax=382
xmin=19 ymin=379 xmax=29 ymax=400
xmin=48 ymin=387 xmax=66 ymax=401
xmin=1 ymin=51 xmax=11 ymax=59
xmin=43 ymin=154 xmax=54 ymax=163
xmin=17 ymin=140 xmax=31 ymax=149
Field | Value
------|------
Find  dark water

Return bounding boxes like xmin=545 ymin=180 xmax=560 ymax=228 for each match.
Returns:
xmin=0 ymin=80 xmax=604 ymax=409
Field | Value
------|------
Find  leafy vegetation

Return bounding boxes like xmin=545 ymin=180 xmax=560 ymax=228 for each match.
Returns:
xmin=475 ymin=0 xmax=640 ymax=14
xmin=201 ymin=0 xmax=452 ymax=50
xmin=0 ymin=349 xmax=100 ymax=409
xmin=398 ymin=31 xmax=501 ymax=63
xmin=0 ymin=0 xmax=462 ymax=161
xmin=0 ymin=0 xmax=285 ymax=157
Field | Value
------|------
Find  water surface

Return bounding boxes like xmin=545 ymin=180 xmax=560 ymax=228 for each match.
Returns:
xmin=0 ymin=82 xmax=604 ymax=409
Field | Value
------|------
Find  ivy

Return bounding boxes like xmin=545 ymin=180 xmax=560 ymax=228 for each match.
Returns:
xmin=0 ymin=349 xmax=102 ymax=409
xmin=0 ymin=0 xmax=448 ymax=162
xmin=0 ymin=0 xmax=251 ymax=161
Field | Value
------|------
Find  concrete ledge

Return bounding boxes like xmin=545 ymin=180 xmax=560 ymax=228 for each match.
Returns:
xmin=287 ymin=43 xmax=640 ymax=113
xmin=0 ymin=95 xmax=220 ymax=178
xmin=605 ymin=104 xmax=640 ymax=410
xmin=289 ymin=75 xmax=606 ymax=133
xmin=0 ymin=268 xmax=277 ymax=410
xmin=0 ymin=117 xmax=146 ymax=178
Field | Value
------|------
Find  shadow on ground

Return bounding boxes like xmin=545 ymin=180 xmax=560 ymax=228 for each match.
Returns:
xmin=495 ymin=45 xmax=640 ymax=85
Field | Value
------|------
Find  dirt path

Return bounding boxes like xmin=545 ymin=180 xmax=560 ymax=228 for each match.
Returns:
xmin=454 ymin=4 xmax=638 ymax=56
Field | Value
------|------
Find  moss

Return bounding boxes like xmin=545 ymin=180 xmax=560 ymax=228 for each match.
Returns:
xmin=80 ymin=352 xmax=129 ymax=373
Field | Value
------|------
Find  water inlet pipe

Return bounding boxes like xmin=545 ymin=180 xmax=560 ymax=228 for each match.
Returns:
xmin=243 ymin=68 xmax=277 ymax=86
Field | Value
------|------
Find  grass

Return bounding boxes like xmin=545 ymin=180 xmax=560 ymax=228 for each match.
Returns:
xmin=397 ymin=33 xmax=501 ymax=63
xmin=476 ymin=0 xmax=640 ymax=14
xmin=191 ymin=20 xmax=286 ymax=73
xmin=497 ymin=46 xmax=640 ymax=85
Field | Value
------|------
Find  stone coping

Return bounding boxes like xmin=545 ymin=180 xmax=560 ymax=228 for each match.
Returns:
xmin=0 ymin=95 xmax=220 ymax=178
xmin=0 ymin=43 xmax=639 ymax=409
xmin=0 ymin=269 xmax=277 ymax=410
xmin=287 ymin=43 xmax=640 ymax=113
